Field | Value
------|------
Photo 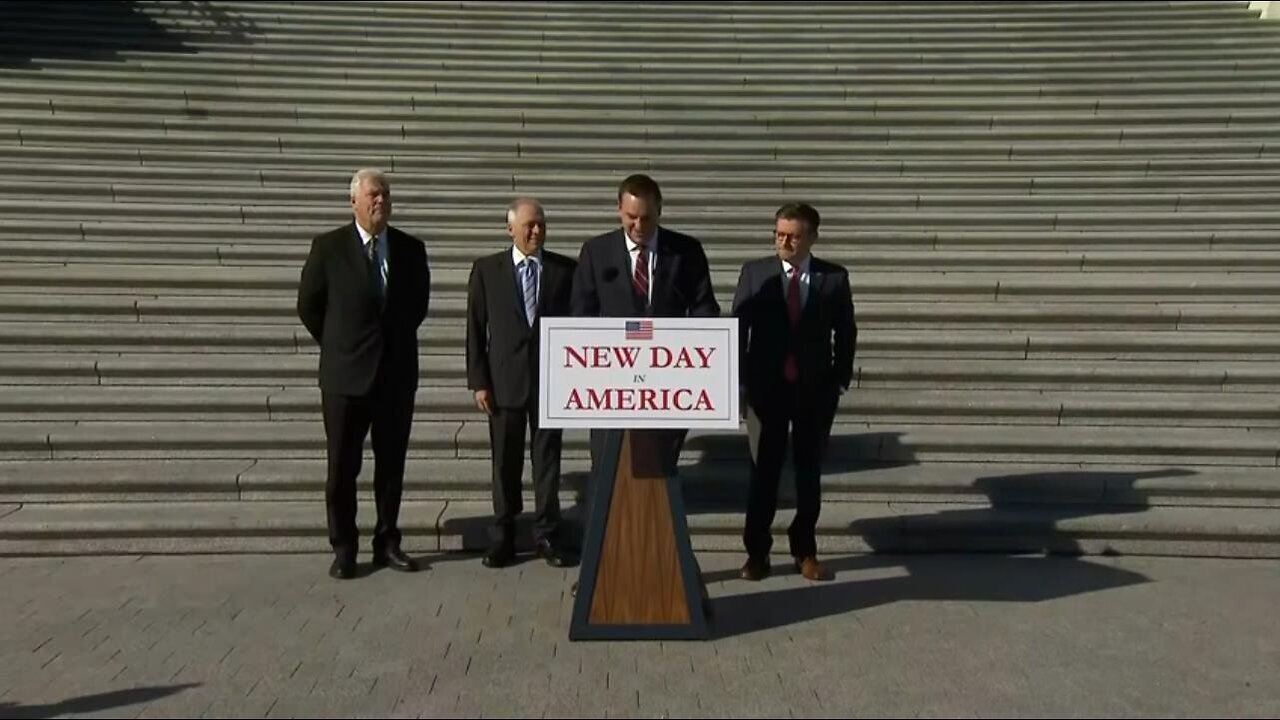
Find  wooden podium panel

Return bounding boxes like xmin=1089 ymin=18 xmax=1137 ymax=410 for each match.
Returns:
xmin=570 ymin=429 xmax=708 ymax=641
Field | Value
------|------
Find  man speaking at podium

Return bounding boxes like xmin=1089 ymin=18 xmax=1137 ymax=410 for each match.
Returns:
xmin=570 ymin=174 xmax=720 ymax=475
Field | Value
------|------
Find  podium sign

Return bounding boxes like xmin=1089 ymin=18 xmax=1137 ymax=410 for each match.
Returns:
xmin=539 ymin=318 xmax=740 ymax=641
xmin=538 ymin=317 xmax=739 ymax=430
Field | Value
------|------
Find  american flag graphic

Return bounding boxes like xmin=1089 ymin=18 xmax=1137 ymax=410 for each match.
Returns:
xmin=624 ymin=320 xmax=653 ymax=340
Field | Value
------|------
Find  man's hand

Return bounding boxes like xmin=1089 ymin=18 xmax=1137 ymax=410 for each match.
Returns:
xmin=474 ymin=389 xmax=495 ymax=416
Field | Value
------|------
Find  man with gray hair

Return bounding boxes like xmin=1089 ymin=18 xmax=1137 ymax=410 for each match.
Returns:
xmin=465 ymin=198 xmax=577 ymax=568
xmin=297 ymin=169 xmax=431 ymax=580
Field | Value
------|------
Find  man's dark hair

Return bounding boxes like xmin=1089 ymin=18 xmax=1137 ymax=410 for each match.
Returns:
xmin=775 ymin=202 xmax=821 ymax=235
xmin=617 ymin=174 xmax=662 ymax=205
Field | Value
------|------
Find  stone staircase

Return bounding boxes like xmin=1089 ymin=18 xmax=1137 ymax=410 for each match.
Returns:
xmin=0 ymin=1 xmax=1278 ymax=557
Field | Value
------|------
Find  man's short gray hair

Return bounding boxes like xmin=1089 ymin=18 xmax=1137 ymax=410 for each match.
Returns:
xmin=350 ymin=168 xmax=389 ymax=198
xmin=506 ymin=197 xmax=545 ymax=224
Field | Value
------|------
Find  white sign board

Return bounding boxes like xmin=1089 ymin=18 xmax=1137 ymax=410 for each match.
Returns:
xmin=538 ymin=317 xmax=740 ymax=430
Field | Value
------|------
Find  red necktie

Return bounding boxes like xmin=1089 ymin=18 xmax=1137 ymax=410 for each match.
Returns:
xmin=632 ymin=243 xmax=649 ymax=302
xmin=784 ymin=267 xmax=801 ymax=383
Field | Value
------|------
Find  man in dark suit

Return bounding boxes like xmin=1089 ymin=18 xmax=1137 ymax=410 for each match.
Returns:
xmin=297 ymin=168 xmax=431 ymax=580
xmin=466 ymin=198 xmax=576 ymax=569
xmin=570 ymin=174 xmax=720 ymax=475
xmin=733 ymin=203 xmax=856 ymax=583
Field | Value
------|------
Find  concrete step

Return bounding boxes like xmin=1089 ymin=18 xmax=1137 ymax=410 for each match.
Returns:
xmin=2 ymin=352 xmax=1276 ymax=391
xmin=4 ymin=264 xmax=1278 ymax=301
xmin=7 ymin=237 xmax=1280 ymax=270
xmin=7 ymin=142 xmax=1278 ymax=176
xmin=1 ymin=386 xmax=1275 ymax=428
xmin=9 ymin=62 xmax=1280 ymax=97
xmin=150 ymin=1 xmax=1267 ymax=21
xmin=8 ymin=127 xmax=1280 ymax=162
xmin=3 ymin=353 xmax=1273 ymax=392
xmin=23 ymin=56 xmax=1280 ymax=89
xmin=3 ymin=320 xmax=1280 ymax=361
xmin=1 ymin=420 xmax=1273 ymax=466
xmin=16 ymin=2 xmax=1260 ymax=23
xmin=34 ymin=44 xmax=1280 ymax=68
xmin=1 ymin=498 xmax=1277 ymax=558
xmin=8 ymin=119 xmax=1280 ymax=156
xmin=11 ymin=92 xmax=1280 ymax=129
xmin=19 ymin=36 xmax=1280 ymax=67
xmin=14 ymin=3 xmax=1263 ymax=33
xmin=29 ymin=19 xmax=1267 ymax=39
xmin=8 ymin=163 xmax=1280 ymax=194
xmin=856 ymin=359 xmax=1280 ymax=392
xmin=9 ymin=16 xmax=1279 ymax=51
xmin=4 ymin=459 xmax=1275 ymax=508
xmin=4 ymin=296 xmax=1279 ymax=332
xmin=3 ymin=202 xmax=1280 ymax=234
xmin=9 ymin=178 xmax=1280 ymax=211
xmin=19 ymin=56 xmax=1280 ymax=87
xmin=12 ymin=13 xmax=1278 ymax=43
xmin=12 ymin=221 xmax=1276 ymax=251
xmin=5 ymin=75 xmax=1280 ymax=113
xmin=23 ymin=14 xmax=1257 ymax=36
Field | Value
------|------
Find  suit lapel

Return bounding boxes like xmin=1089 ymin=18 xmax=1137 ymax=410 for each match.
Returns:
xmin=801 ymin=259 xmax=823 ymax=327
xmin=650 ymin=229 xmax=676 ymax=316
xmin=607 ymin=230 xmax=645 ymax=316
xmin=535 ymin=255 xmax=560 ymax=318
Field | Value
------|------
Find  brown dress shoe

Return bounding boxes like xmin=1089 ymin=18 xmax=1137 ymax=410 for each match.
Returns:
xmin=794 ymin=556 xmax=832 ymax=581
xmin=739 ymin=556 xmax=771 ymax=581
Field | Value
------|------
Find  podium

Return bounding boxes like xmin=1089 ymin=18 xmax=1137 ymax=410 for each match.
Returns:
xmin=569 ymin=429 xmax=707 ymax=640
xmin=538 ymin=317 xmax=739 ymax=642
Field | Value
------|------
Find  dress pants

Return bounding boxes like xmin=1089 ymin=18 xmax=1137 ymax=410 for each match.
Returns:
xmin=742 ymin=388 xmax=839 ymax=560
xmin=321 ymin=373 xmax=415 ymax=558
xmin=488 ymin=395 xmax=563 ymax=548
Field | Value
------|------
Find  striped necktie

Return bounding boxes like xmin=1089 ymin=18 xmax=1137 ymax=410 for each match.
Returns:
xmin=522 ymin=257 xmax=538 ymax=326
xmin=632 ymin=242 xmax=649 ymax=303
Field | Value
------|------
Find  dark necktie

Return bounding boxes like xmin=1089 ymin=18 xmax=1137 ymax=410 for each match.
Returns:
xmin=367 ymin=238 xmax=384 ymax=303
xmin=784 ymin=267 xmax=801 ymax=383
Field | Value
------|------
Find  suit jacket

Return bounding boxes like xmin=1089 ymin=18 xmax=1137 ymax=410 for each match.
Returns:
xmin=732 ymin=254 xmax=856 ymax=407
xmin=570 ymin=227 xmax=719 ymax=318
xmin=466 ymin=248 xmax=576 ymax=408
xmin=297 ymin=222 xmax=431 ymax=396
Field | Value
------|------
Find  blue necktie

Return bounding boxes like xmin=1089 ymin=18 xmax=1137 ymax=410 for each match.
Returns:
xmin=522 ymin=258 xmax=538 ymax=326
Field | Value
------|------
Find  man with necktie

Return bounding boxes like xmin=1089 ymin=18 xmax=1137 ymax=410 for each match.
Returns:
xmin=570 ymin=174 xmax=720 ymax=476
xmin=466 ymin=198 xmax=577 ymax=569
xmin=733 ymin=203 xmax=856 ymax=583
xmin=297 ymin=168 xmax=431 ymax=580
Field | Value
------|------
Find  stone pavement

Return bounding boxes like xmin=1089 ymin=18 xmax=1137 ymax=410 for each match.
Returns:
xmin=0 ymin=552 xmax=1276 ymax=718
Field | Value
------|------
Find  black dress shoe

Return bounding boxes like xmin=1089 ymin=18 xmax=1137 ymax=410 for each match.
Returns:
xmin=329 ymin=556 xmax=356 ymax=580
xmin=372 ymin=547 xmax=419 ymax=572
xmin=482 ymin=545 xmax=515 ymax=568
xmin=534 ymin=539 xmax=576 ymax=568
xmin=739 ymin=556 xmax=771 ymax=581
